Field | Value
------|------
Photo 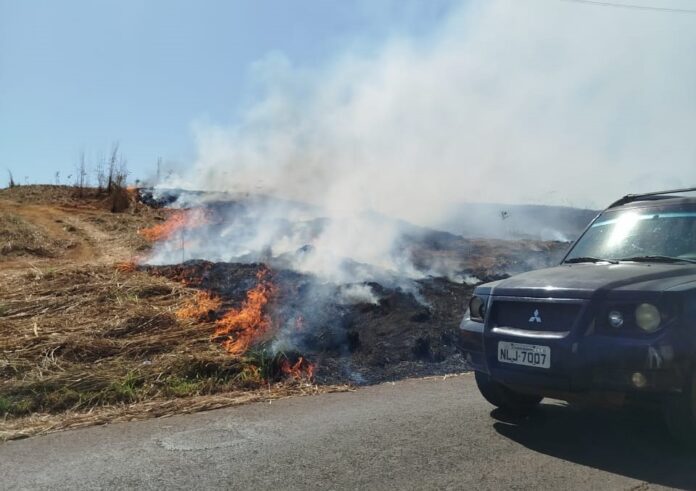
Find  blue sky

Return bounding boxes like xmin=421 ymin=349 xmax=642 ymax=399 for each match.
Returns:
xmin=0 ymin=0 xmax=456 ymax=185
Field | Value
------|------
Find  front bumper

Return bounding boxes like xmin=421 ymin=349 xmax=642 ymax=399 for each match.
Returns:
xmin=460 ymin=316 xmax=689 ymax=396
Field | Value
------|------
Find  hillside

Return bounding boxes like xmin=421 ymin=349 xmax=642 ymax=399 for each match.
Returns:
xmin=0 ymin=185 xmax=565 ymax=440
xmin=435 ymin=202 xmax=598 ymax=241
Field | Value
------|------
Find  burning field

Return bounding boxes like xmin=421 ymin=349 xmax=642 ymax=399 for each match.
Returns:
xmin=134 ymin=188 xmax=567 ymax=384
xmin=0 ymin=185 xmax=569 ymax=440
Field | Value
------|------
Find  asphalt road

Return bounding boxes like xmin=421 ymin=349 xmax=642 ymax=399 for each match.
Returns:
xmin=3 ymin=374 xmax=696 ymax=490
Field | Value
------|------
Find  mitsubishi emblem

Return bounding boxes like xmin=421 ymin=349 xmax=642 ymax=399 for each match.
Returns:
xmin=529 ymin=309 xmax=542 ymax=323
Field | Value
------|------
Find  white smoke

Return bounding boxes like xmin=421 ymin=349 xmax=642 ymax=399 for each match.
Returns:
xmin=337 ymin=284 xmax=381 ymax=305
xmin=151 ymin=0 xmax=696 ymax=280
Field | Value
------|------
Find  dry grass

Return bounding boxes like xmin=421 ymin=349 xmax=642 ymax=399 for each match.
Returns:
xmin=0 ymin=184 xmax=139 ymax=209
xmin=0 ymin=185 xmax=106 ymax=208
xmin=0 ymin=263 xmax=330 ymax=440
xmin=0 ymin=265 xmax=200 ymax=412
xmin=0 ymin=185 xmax=344 ymax=441
xmin=80 ymin=209 xmax=161 ymax=255
xmin=0 ymin=212 xmax=74 ymax=259
xmin=0 ymin=383 xmax=353 ymax=441
xmin=0 ymin=185 xmax=171 ymax=264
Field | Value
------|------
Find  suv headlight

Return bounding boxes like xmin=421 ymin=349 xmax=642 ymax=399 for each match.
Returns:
xmin=599 ymin=298 xmax=678 ymax=335
xmin=635 ymin=303 xmax=661 ymax=333
xmin=468 ymin=295 xmax=487 ymax=323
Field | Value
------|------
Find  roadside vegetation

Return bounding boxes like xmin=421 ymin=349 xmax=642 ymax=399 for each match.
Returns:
xmin=0 ymin=185 xmax=340 ymax=440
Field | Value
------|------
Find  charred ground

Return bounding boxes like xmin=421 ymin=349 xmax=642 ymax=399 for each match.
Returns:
xmin=138 ymin=189 xmax=568 ymax=384
xmin=145 ymin=261 xmax=477 ymax=384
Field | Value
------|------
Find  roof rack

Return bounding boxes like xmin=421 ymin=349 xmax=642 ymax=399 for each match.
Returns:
xmin=608 ymin=186 xmax=696 ymax=208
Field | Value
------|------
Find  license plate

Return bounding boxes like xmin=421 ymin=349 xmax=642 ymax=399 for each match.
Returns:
xmin=498 ymin=341 xmax=550 ymax=369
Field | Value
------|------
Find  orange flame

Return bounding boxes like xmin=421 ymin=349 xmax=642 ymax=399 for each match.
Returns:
xmin=139 ymin=208 xmax=210 ymax=242
xmin=212 ymin=269 xmax=275 ymax=356
xmin=114 ymin=260 xmax=137 ymax=273
xmin=176 ymin=291 xmax=222 ymax=321
xmin=280 ymin=356 xmax=316 ymax=381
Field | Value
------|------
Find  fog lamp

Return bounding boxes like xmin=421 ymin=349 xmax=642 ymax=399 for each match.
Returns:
xmin=635 ymin=303 xmax=661 ymax=333
xmin=608 ymin=310 xmax=624 ymax=328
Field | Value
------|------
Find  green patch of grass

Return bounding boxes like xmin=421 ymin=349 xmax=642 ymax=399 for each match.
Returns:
xmin=107 ymin=371 xmax=143 ymax=403
xmin=3 ymin=372 xmax=150 ymax=416
xmin=12 ymin=398 xmax=32 ymax=416
xmin=162 ymin=376 xmax=203 ymax=397
xmin=1 ymin=353 xmax=285 ymax=419
xmin=0 ymin=396 xmax=32 ymax=417
xmin=0 ymin=396 xmax=11 ymax=416
xmin=169 ymin=356 xmax=243 ymax=381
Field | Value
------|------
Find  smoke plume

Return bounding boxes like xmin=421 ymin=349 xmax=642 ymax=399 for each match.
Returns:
xmin=151 ymin=0 xmax=696 ymax=282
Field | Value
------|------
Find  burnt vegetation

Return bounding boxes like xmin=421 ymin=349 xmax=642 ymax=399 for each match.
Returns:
xmin=141 ymin=238 xmax=562 ymax=385
xmin=0 ymin=186 xmax=569 ymax=439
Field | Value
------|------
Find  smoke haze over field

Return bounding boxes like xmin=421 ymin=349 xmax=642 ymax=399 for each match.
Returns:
xmin=150 ymin=0 xmax=696 ymax=283
xmin=164 ymin=0 xmax=696 ymax=225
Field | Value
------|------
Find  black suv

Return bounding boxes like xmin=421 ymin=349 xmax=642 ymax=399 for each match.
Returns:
xmin=460 ymin=188 xmax=696 ymax=444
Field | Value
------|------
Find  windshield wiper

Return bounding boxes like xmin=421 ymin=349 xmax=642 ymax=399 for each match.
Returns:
xmin=618 ymin=255 xmax=696 ymax=264
xmin=564 ymin=256 xmax=618 ymax=264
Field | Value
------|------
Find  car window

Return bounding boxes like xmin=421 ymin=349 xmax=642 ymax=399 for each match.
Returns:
xmin=566 ymin=210 xmax=696 ymax=261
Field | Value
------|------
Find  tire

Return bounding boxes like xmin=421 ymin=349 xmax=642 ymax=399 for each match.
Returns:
xmin=663 ymin=370 xmax=696 ymax=448
xmin=475 ymin=371 xmax=542 ymax=416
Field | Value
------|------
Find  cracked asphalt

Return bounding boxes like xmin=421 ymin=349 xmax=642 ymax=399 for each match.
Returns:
xmin=2 ymin=374 xmax=696 ymax=490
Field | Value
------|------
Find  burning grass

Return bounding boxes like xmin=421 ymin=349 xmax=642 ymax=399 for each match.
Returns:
xmin=0 ymin=264 xmax=326 ymax=441
xmin=281 ymin=356 xmax=316 ymax=380
xmin=139 ymin=207 xmax=211 ymax=242
xmin=0 ymin=185 xmax=568 ymax=441
xmin=212 ymin=269 xmax=275 ymax=355
xmin=176 ymin=291 xmax=222 ymax=321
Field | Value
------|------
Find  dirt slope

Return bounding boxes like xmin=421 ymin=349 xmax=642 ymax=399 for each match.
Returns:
xmin=0 ymin=187 xmax=154 ymax=268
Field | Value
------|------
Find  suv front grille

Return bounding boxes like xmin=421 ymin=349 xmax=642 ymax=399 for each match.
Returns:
xmin=490 ymin=300 xmax=582 ymax=332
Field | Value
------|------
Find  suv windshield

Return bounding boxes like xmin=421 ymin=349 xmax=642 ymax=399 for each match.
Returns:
xmin=565 ymin=207 xmax=696 ymax=263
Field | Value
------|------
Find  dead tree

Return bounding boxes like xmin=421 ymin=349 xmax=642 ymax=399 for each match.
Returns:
xmin=106 ymin=143 xmax=120 ymax=194
xmin=94 ymin=156 xmax=106 ymax=195
xmin=109 ymin=156 xmax=130 ymax=213
xmin=75 ymin=151 xmax=88 ymax=197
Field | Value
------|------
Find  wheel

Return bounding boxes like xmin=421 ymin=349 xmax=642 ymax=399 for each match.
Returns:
xmin=663 ymin=370 xmax=696 ymax=448
xmin=474 ymin=371 xmax=542 ymax=416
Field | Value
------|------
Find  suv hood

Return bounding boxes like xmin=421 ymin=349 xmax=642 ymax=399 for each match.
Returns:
xmin=481 ymin=263 xmax=696 ymax=299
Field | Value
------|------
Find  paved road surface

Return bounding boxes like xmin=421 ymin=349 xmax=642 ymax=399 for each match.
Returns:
xmin=2 ymin=374 xmax=696 ymax=490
